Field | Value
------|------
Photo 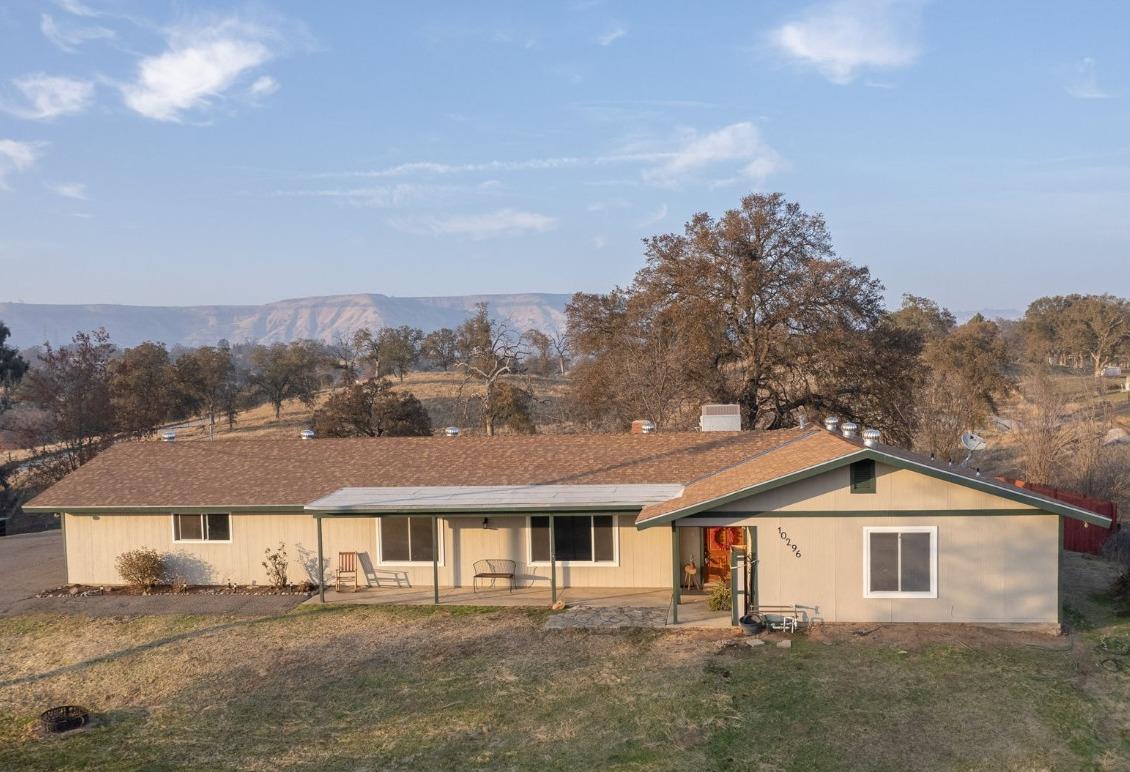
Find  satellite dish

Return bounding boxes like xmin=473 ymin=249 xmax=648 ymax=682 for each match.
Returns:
xmin=961 ymin=431 xmax=987 ymax=452
xmin=959 ymin=431 xmax=986 ymax=467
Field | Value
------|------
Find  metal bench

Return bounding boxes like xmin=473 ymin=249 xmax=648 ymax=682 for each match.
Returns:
xmin=473 ymin=559 xmax=516 ymax=593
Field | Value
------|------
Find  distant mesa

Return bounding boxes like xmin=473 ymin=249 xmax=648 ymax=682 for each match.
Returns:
xmin=0 ymin=292 xmax=570 ymax=348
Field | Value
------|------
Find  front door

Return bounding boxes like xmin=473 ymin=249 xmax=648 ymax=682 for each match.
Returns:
xmin=703 ymin=527 xmax=744 ymax=585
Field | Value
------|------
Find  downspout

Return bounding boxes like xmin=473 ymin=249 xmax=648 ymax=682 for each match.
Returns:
xmin=671 ymin=522 xmax=680 ymax=625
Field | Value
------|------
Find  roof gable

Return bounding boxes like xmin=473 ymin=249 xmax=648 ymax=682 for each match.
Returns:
xmin=635 ymin=438 xmax=1113 ymax=528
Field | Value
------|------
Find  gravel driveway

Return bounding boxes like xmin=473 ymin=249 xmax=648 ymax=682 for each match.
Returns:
xmin=0 ymin=530 xmax=65 ymax=613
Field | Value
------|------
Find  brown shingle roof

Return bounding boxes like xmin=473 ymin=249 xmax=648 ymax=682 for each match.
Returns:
xmin=25 ymin=429 xmax=818 ymax=511
xmin=636 ymin=429 xmax=861 ymax=525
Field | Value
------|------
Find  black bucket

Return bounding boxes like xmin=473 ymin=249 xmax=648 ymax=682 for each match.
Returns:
xmin=738 ymin=614 xmax=765 ymax=636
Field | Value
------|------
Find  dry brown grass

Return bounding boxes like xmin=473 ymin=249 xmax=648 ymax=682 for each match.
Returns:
xmin=2 ymin=555 xmax=1129 ymax=770
xmin=166 ymin=371 xmax=573 ymax=442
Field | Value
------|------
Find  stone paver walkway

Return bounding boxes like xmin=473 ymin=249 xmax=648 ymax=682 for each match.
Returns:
xmin=544 ymin=605 xmax=669 ymax=629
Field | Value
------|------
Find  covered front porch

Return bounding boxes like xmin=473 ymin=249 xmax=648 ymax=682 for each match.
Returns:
xmin=305 ymin=486 xmax=742 ymax=628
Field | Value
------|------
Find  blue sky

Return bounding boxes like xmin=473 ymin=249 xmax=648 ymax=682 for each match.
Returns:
xmin=1 ymin=1 xmax=1127 ymax=312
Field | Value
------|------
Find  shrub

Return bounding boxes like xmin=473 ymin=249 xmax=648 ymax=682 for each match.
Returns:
xmin=115 ymin=548 xmax=166 ymax=589
xmin=707 ymin=582 xmax=732 ymax=612
xmin=262 ymin=542 xmax=289 ymax=589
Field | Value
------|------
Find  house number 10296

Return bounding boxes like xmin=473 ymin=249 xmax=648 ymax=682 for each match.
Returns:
xmin=777 ymin=527 xmax=802 ymax=558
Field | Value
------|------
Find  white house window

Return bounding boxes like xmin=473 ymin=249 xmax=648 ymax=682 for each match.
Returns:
xmin=173 ymin=513 xmax=231 ymax=542
xmin=529 ymin=515 xmax=617 ymax=564
xmin=863 ymin=526 xmax=937 ymax=598
xmin=378 ymin=516 xmax=442 ymax=565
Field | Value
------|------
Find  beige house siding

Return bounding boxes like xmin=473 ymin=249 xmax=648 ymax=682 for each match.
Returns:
xmin=713 ymin=462 xmax=1038 ymax=513
xmin=745 ymin=513 xmax=1059 ymax=623
xmin=684 ymin=461 xmax=1061 ymax=623
xmin=64 ymin=512 xmax=375 ymax=587
xmin=64 ymin=512 xmax=672 ymax=589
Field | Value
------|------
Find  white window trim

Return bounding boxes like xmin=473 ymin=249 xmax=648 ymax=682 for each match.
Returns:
xmin=171 ymin=513 xmax=233 ymax=544
xmin=376 ymin=516 xmax=445 ymax=567
xmin=863 ymin=525 xmax=937 ymax=599
xmin=526 ymin=514 xmax=620 ymax=567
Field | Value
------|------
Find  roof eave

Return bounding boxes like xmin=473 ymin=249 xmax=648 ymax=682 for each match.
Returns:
xmin=636 ymin=446 xmax=1113 ymax=529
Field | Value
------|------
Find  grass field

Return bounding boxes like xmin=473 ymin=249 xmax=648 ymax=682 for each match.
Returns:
xmin=166 ymin=371 xmax=573 ymax=441
xmin=2 ymin=555 xmax=1129 ymax=770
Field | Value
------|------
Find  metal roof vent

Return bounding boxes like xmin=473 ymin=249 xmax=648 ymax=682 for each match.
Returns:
xmin=862 ymin=428 xmax=881 ymax=447
xmin=700 ymin=404 xmax=741 ymax=432
xmin=823 ymin=416 xmax=840 ymax=433
xmin=444 ymin=426 xmax=460 ymax=437
xmin=841 ymin=421 xmax=860 ymax=438
xmin=300 ymin=429 xmax=315 ymax=440
xmin=631 ymin=419 xmax=657 ymax=434
xmin=161 ymin=430 xmax=176 ymax=442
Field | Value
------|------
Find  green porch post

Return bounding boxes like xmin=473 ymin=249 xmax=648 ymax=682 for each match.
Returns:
xmin=316 ymin=514 xmax=325 ymax=604
xmin=432 ymin=515 xmax=440 ymax=605
xmin=730 ymin=545 xmax=741 ymax=627
xmin=549 ymin=514 xmax=557 ymax=604
xmin=671 ymin=522 xmax=680 ymax=624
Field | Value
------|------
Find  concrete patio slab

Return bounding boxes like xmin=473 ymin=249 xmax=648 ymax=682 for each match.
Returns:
xmin=303 ymin=583 xmax=734 ymax=628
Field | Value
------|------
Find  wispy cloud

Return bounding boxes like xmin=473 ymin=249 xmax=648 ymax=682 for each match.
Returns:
xmin=273 ymin=182 xmax=485 ymax=209
xmin=595 ymin=26 xmax=626 ymax=46
xmin=592 ymin=234 xmax=608 ymax=249
xmin=56 ymin=0 xmax=102 ymax=18
xmin=0 ymin=139 xmax=46 ymax=189
xmin=636 ymin=203 xmax=668 ymax=228
xmin=641 ymin=122 xmax=785 ymax=187
xmin=391 ymin=208 xmax=558 ymax=240
xmin=49 ymin=181 xmax=87 ymax=200
xmin=40 ymin=13 xmax=115 ymax=53
xmin=121 ymin=17 xmax=283 ymax=122
xmin=587 ymin=198 xmax=632 ymax=211
xmin=249 ymin=75 xmax=279 ymax=97
xmin=315 ymin=122 xmax=784 ymax=189
xmin=1064 ymin=57 xmax=1110 ymax=99
xmin=771 ymin=0 xmax=923 ymax=84
xmin=2 ymin=74 xmax=95 ymax=120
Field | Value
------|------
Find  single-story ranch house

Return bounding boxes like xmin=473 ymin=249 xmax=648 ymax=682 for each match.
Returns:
xmin=25 ymin=418 xmax=1111 ymax=626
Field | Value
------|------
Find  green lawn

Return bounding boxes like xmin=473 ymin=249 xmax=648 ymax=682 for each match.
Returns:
xmin=2 ymin=572 xmax=1130 ymax=770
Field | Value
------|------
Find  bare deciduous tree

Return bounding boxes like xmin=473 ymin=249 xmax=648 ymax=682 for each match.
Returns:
xmin=454 ymin=304 xmax=530 ymax=436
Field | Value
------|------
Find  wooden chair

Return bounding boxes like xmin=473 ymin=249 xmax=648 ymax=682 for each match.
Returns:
xmin=682 ymin=559 xmax=701 ymax=591
xmin=336 ymin=552 xmax=360 ymax=592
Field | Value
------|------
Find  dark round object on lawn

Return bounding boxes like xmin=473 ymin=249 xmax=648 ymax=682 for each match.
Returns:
xmin=738 ymin=614 xmax=765 ymax=636
xmin=39 ymin=705 xmax=89 ymax=733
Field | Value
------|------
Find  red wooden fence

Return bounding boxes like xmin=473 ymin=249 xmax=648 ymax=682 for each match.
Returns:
xmin=999 ymin=478 xmax=1119 ymax=555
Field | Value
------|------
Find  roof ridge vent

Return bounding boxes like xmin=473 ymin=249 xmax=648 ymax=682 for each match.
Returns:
xmin=862 ymin=428 xmax=881 ymax=447
xmin=841 ymin=421 xmax=859 ymax=438
xmin=823 ymin=416 xmax=840 ymax=433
